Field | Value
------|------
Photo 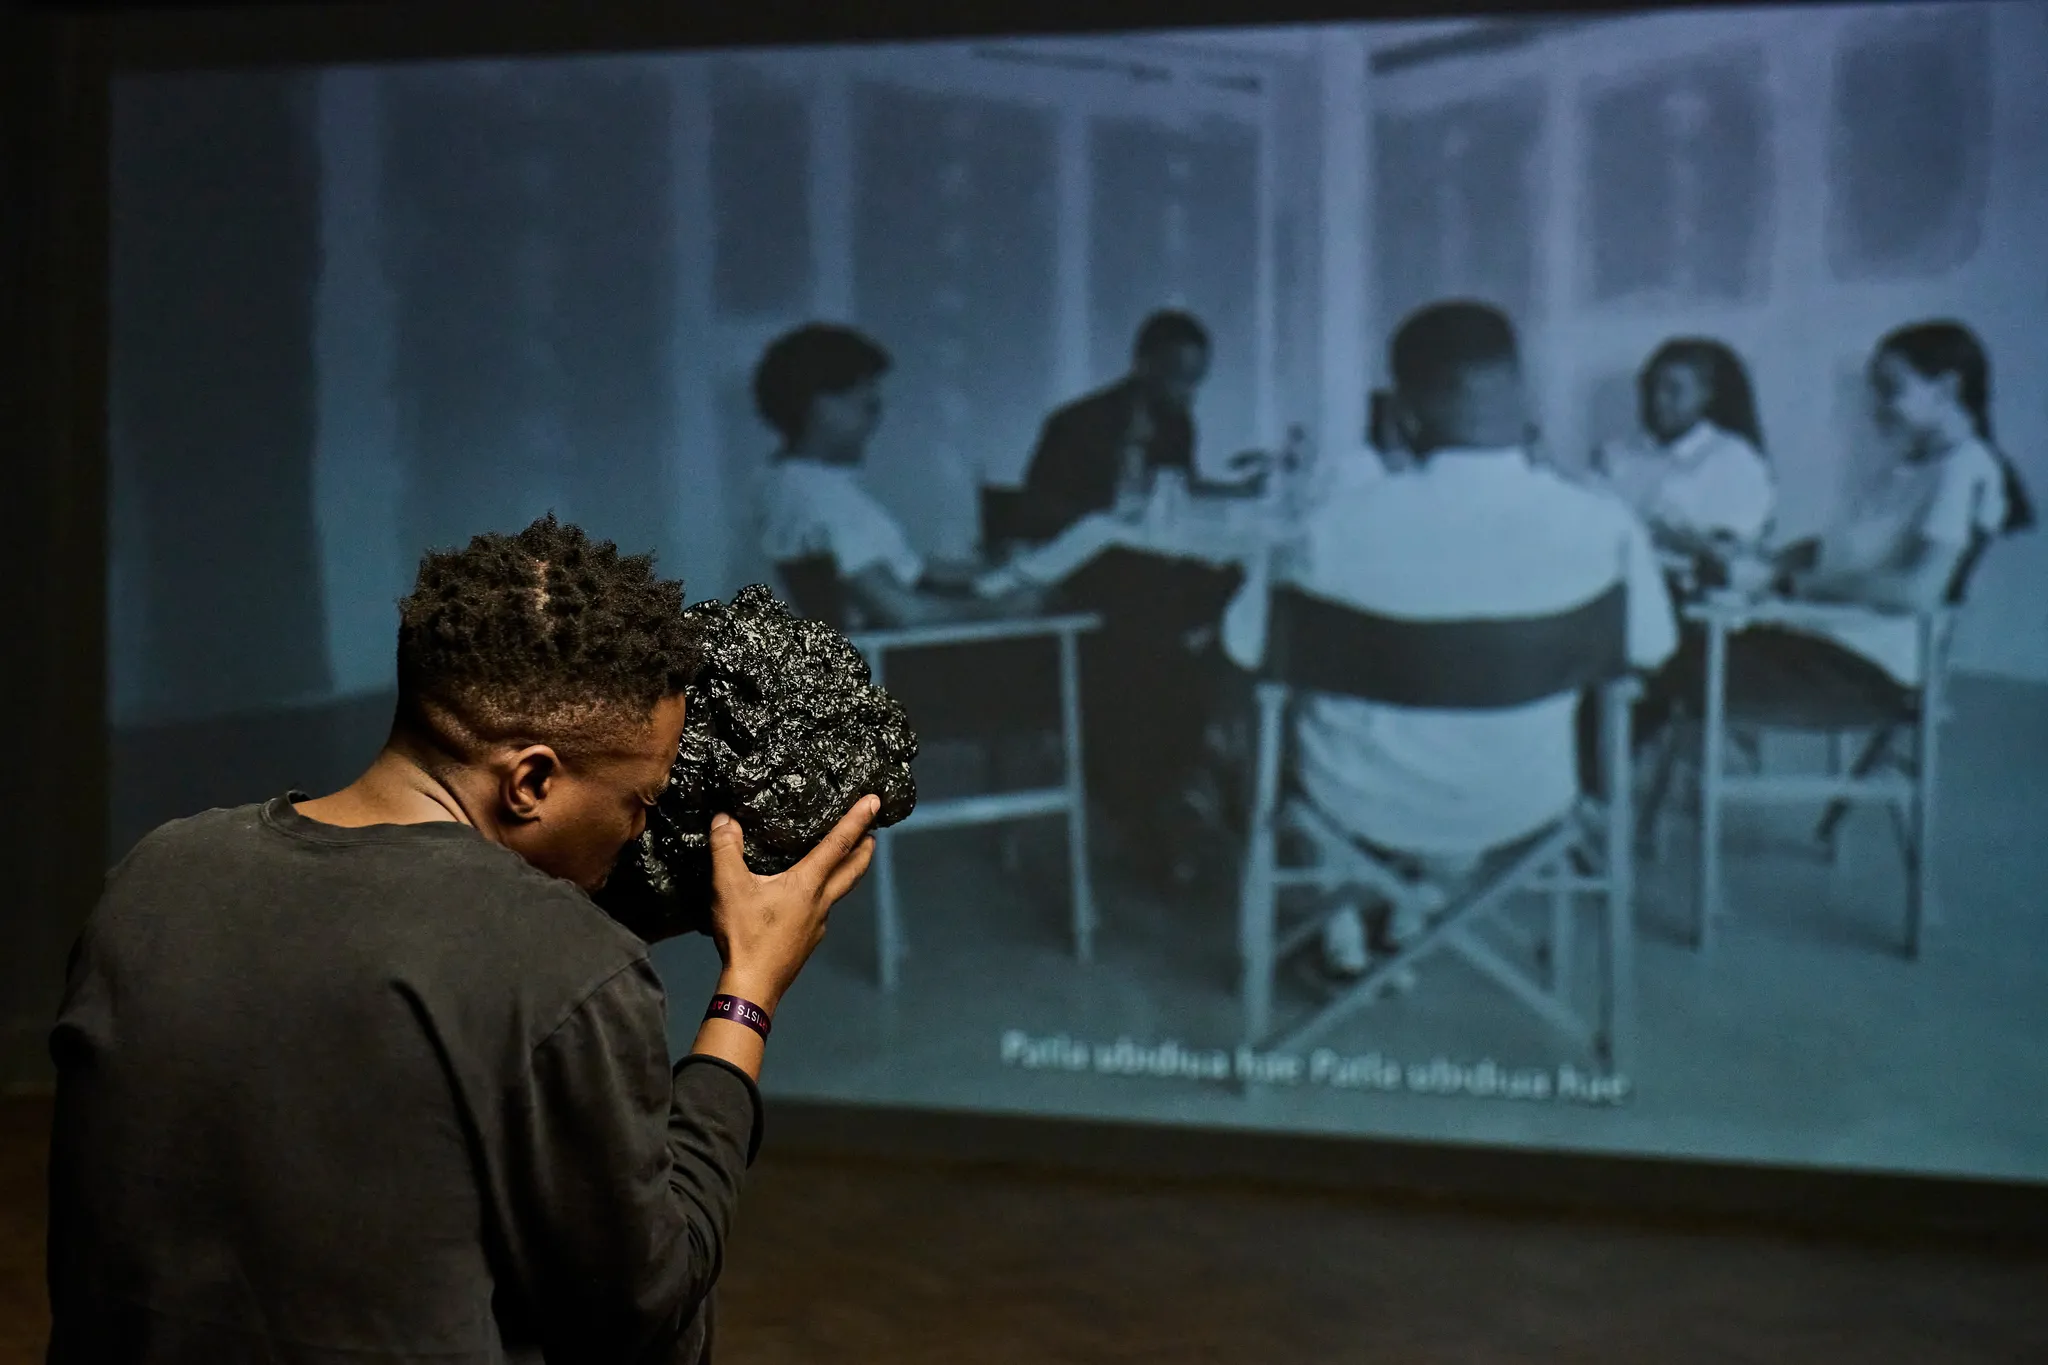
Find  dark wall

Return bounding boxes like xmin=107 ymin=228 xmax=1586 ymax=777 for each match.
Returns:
xmin=109 ymin=71 xmax=330 ymax=723
xmin=1 ymin=12 xmax=107 ymax=1076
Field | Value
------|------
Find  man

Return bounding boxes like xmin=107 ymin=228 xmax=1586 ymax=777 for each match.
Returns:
xmin=47 ymin=514 xmax=879 ymax=1364
xmin=1019 ymin=309 xmax=1214 ymax=540
xmin=1010 ymin=311 xmax=1245 ymax=884
xmin=1226 ymin=301 xmax=1677 ymax=975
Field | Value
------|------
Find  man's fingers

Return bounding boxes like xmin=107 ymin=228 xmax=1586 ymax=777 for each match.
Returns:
xmin=794 ymin=795 xmax=881 ymax=884
xmin=817 ymin=835 xmax=878 ymax=907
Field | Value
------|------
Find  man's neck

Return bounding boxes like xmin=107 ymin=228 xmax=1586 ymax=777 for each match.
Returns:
xmin=294 ymin=744 xmax=478 ymax=831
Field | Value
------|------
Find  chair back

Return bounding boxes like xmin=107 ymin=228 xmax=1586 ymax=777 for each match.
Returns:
xmin=775 ymin=555 xmax=850 ymax=631
xmin=1263 ymin=583 xmax=1629 ymax=711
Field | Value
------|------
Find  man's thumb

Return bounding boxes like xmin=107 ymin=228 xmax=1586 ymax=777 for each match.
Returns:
xmin=707 ymin=813 xmax=748 ymax=884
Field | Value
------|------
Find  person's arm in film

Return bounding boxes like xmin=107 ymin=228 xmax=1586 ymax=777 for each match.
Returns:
xmin=1791 ymin=533 xmax=1967 ymax=615
xmin=496 ymin=798 xmax=879 ymax=1364
xmin=843 ymin=563 xmax=1044 ymax=629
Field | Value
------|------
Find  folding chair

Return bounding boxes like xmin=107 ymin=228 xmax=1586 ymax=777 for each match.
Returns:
xmin=1237 ymin=583 xmax=1640 ymax=1073
xmin=1643 ymin=530 xmax=1993 ymax=958
xmin=1811 ymin=533 xmax=1993 ymax=855
xmin=774 ymin=554 xmax=1101 ymax=991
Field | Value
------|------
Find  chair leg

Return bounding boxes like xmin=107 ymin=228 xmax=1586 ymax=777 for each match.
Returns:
xmin=875 ymin=828 xmax=903 ymax=991
xmin=1906 ymin=710 xmax=1938 ymax=958
xmin=1066 ymin=801 xmax=1094 ymax=965
xmin=1057 ymin=631 xmax=1095 ymax=963
xmin=1636 ymin=721 xmax=1683 ymax=862
xmin=1602 ymin=683 xmax=1637 ymax=1078
xmin=1238 ymin=818 xmax=1278 ymax=1049
xmin=1548 ymin=868 xmax=1573 ymax=1002
xmin=1240 ymin=686 xmax=1290 ymax=1048
xmin=1698 ymin=627 xmax=1728 ymax=952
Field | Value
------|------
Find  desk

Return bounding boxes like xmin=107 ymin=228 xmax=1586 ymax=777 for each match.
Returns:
xmin=982 ymin=496 xmax=1293 ymax=594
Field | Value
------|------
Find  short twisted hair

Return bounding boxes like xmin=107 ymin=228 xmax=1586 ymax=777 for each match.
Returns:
xmin=394 ymin=514 xmax=701 ymax=759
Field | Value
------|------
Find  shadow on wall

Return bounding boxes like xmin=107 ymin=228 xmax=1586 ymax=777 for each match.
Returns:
xmin=107 ymin=693 xmax=398 ymax=863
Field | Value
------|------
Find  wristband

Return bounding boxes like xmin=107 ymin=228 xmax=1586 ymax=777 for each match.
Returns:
xmin=704 ymin=994 xmax=772 ymax=1039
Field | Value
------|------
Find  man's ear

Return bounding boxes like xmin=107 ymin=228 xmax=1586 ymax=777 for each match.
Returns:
xmin=501 ymin=745 xmax=564 ymax=824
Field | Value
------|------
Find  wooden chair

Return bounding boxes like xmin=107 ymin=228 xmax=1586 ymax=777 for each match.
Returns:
xmin=1237 ymin=583 xmax=1640 ymax=1074
xmin=775 ymin=554 xmax=1101 ymax=990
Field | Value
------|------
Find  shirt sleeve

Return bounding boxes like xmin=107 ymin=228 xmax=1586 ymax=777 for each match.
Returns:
xmin=762 ymin=468 xmax=924 ymax=588
xmin=835 ymin=493 xmax=926 ymax=589
xmin=495 ymin=959 xmax=764 ymax=1365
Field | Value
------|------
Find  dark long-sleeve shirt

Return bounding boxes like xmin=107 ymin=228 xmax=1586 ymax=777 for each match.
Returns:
xmin=1019 ymin=378 xmax=1196 ymax=541
xmin=46 ymin=795 xmax=761 ymax=1365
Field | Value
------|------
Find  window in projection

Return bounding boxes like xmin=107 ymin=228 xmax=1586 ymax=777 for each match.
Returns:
xmin=108 ymin=0 xmax=2048 ymax=1186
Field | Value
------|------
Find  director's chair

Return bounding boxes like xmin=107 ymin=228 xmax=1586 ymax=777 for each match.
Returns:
xmin=1640 ymin=529 xmax=1996 ymax=957
xmin=1236 ymin=583 xmax=1641 ymax=1075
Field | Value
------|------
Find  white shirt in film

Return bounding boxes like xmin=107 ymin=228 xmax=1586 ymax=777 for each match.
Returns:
xmin=1598 ymin=420 xmax=1776 ymax=545
xmin=758 ymin=457 xmax=925 ymax=590
xmin=1226 ymin=447 xmax=1679 ymax=858
xmin=1794 ymin=438 xmax=2008 ymax=685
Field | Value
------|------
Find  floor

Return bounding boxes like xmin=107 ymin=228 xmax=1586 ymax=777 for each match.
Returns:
xmin=4 ymin=1094 xmax=2044 ymax=1364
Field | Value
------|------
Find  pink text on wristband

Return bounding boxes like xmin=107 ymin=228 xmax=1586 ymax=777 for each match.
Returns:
xmin=704 ymin=994 xmax=772 ymax=1038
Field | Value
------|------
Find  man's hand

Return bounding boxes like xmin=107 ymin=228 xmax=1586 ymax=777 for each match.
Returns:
xmin=689 ymin=796 xmax=880 ymax=1079
xmin=705 ymin=795 xmax=879 ymax=1015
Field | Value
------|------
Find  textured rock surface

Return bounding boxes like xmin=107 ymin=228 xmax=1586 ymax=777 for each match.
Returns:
xmin=596 ymin=584 xmax=918 ymax=941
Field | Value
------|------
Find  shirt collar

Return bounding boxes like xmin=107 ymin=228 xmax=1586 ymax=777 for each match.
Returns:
xmin=779 ymin=454 xmax=860 ymax=480
xmin=1416 ymin=445 xmax=1529 ymax=474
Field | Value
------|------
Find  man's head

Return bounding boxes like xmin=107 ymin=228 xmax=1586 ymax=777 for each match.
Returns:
xmin=1130 ymin=309 xmax=1211 ymax=412
xmin=1387 ymin=301 xmax=1527 ymax=457
xmin=393 ymin=514 xmax=701 ymax=891
xmin=753 ymin=323 xmax=891 ymax=464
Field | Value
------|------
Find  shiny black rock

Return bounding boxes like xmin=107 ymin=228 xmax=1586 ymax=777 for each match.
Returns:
xmin=594 ymin=583 xmax=918 ymax=942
